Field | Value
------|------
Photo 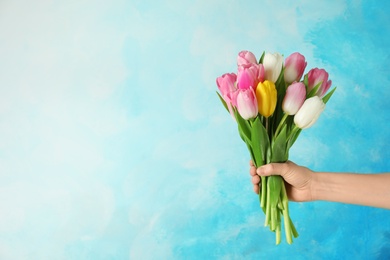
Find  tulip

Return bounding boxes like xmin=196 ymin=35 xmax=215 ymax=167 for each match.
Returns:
xmin=237 ymin=63 xmax=264 ymax=90
xmin=284 ymin=52 xmax=307 ymax=83
xmin=256 ymin=80 xmax=277 ymax=118
xmin=294 ymin=96 xmax=325 ymax=129
xmin=236 ymin=87 xmax=258 ymax=120
xmin=307 ymin=68 xmax=332 ymax=98
xmin=237 ymin=50 xmax=257 ymax=67
xmin=216 ymin=73 xmax=237 ymax=102
xmin=282 ymin=82 xmax=306 ymax=115
xmin=262 ymin=52 xmax=283 ymax=83
xmin=216 ymin=73 xmax=238 ymax=118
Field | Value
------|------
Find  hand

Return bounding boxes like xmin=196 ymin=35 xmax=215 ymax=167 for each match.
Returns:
xmin=249 ymin=160 xmax=314 ymax=202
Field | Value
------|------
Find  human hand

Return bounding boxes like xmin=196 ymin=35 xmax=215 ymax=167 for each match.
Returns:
xmin=249 ymin=160 xmax=314 ymax=202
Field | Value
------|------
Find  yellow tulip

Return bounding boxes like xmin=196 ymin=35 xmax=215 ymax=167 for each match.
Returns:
xmin=256 ymin=80 xmax=277 ymax=118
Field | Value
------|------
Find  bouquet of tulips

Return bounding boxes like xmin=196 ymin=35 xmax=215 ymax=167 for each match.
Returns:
xmin=216 ymin=50 xmax=336 ymax=244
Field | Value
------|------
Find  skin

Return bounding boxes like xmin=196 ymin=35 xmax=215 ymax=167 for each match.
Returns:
xmin=249 ymin=160 xmax=390 ymax=209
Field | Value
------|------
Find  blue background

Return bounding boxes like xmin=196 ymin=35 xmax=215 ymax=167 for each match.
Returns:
xmin=0 ymin=0 xmax=389 ymax=259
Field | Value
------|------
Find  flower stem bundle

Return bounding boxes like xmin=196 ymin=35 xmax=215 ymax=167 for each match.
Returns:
xmin=216 ymin=50 xmax=336 ymax=244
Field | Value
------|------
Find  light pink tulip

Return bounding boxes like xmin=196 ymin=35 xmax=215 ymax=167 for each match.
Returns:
xmin=284 ymin=52 xmax=307 ymax=83
xmin=237 ymin=50 xmax=257 ymax=67
xmin=307 ymin=68 xmax=332 ymax=98
xmin=216 ymin=73 xmax=238 ymax=117
xmin=236 ymin=87 xmax=258 ymax=120
xmin=216 ymin=73 xmax=237 ymax=99
xmin=282 ymin=82 xmax=306 ymax=115
xmin=237 ymin=64 xmax=264 ymax=90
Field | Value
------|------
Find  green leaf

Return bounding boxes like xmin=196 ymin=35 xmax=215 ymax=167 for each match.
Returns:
xmin=234 ymin=109 xmax=251 ymax=143
xmin=322 ymin=87 xmax=337 ymax=104
xmin=275 ymin=66 xmax=286 ymax=91
xmin=237 ymin=126 xmax=248 ymax=143
xmin=259 ymin=51 xmax=265 ymax=64
xmin=251 ymin=117 xmax=269 ymax=166
xmin=303 ymin=74 xmax=308 ymax=89
xmin=266 ymin=147 xmax=272 ymax=165
xmin=216 ymin=91 xmax=229 ymax=112
xmin=245 ymin=142 xmax=255 ymax=164
xmin=271 ymin=124 xmax=288 ymax=163
xmin=271 ymin=70 xmax=288 ymax=135
xmin=307 ymin=81 xmax=322 ymax=98
xmin=287 ymin=128 xmax=302 ymax=150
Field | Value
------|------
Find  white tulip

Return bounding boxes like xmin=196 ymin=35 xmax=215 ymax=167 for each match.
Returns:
xmin=294 ymin=96 xmax=325 ymax=129
xmin=262 ymin=52 xmax=283 ymax=83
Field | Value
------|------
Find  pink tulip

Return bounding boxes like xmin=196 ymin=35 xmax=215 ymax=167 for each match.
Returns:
xmin=307 ymin=68 xmax=332 ymax=98
xmin=216 ymin=73 xmax=238 ymax=117
xmin=237 ymin=64 xmax=264 ymax=90
xmin=237 ymin=50 xmax=257 ymax=67
xmin=236 ymin=87 xmax=258 ymax=120
xmin=284 ymin=52 xmax=307 ymax=83
xmin=216 ymin=73 xmax=237 ymax=99
xmin=282 ymin=82 xmax=306 ymax=115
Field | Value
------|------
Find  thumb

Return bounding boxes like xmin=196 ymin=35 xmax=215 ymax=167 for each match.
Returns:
xmin=256 ymin=163 xmax=289 ymax=177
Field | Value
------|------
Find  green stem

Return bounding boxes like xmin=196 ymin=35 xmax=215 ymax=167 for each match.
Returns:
xmin=281 ymin=181 xmax=293 ymax=244
xmin=276 ymin=218 xmax=281 ymax=245
xmin=260 ymin=176 xmax=266 ymax=210
xmin=271 ymin=207 xmax=277 ymax=231
xmin=277 ymin=199 xmax=284 ymax=210
xmin=265 ymin=180 xmax=271 ymax=227
xmin=283 ymin=206 xmax=292 ymax=244
xmin=286 ymin=125 xmax=299 ymax=142
xmin=290 ymin=217 xmax=299 ymax=238
xmin=274 ymin=113 xmax=288 ymax=138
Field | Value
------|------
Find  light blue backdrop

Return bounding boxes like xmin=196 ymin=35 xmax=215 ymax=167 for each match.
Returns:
xmin=0 ymin=0 xmax=389 ymax=259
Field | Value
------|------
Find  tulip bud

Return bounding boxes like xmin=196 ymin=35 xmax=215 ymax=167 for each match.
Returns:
xmin=216 ymin=73 xmax=237 ymax=102
xmin=284 ymin=52 xmax=307 ymax=83
xmin=294 ymin=96 xmax=325 ymax=129
xmin=216 ymin=73 xmax=236 ymax=94
xmin=237 ymin=64 xmax=264 ymax=90
xmin=282 ymin=82 xmax=306 ymax=115
xmin=307 ymin=68 xmax=332 ymax=98
xmin=262 ymin=52 xmax=283 ymax=83
xmin=236 ymin=87 xmax=258 ymax=120
xmin=216 ymin=73 xmax=238 ymax=118
xmin=237 ymin=51 xmax=257 ymax=67
xmin=256 ymin=80 xmax=277 ymax=118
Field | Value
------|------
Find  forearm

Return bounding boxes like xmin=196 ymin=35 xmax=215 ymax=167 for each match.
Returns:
xmin=312 ymin=171 xmax=390 ymax=209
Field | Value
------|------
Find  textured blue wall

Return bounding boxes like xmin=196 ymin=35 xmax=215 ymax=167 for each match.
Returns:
xmin=0 ymin=0 xmax=389 ymax=259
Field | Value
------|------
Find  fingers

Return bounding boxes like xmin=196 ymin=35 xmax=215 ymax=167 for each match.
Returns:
xmin=249 ymin=165 xmax=257 ymax=176
xmin=250 ymin=159 xmax=260 ymax=194
xmin=251 ymin=175 xmax=260 ymax=184
xmin=249 ymin=160 xmax=257 ymax=176
xmin=256 ymin=163 xmax=289 ymax=177
xmin=252 ymin=175 xmax=260 ymax=194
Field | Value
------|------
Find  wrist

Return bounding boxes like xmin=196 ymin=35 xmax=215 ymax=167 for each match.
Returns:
xmin=310 ymin=171 xmax=353 ymax=204
xmin=310 ymin=171 xmax=326 ymax=201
